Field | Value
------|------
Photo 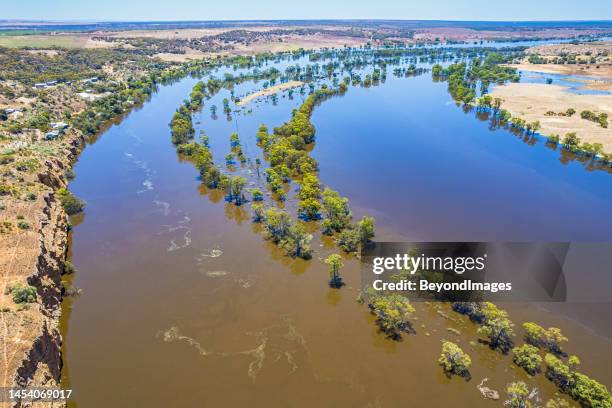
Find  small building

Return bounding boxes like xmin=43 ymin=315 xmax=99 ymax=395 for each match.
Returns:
xmin=51 ymin=122 xmax=68 ymax=130
xmin=44 ymin=131 xmax=60 ymax=140
xmin=77 ymin=92 xmax=101 ymax=101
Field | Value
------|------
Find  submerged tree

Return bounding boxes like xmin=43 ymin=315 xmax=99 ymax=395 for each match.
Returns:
xmin=225 ymin=176 xmax=247 ymax=205
xmin=477 ymin=303 xmax=515 ymax=353
xmin=523 ymin=322 xmax=567 ymax=355
xmin=368 ymin=293 xmax=415 ymax=339
xmin=321 ymin=188 xmax=352 ymax=234
xmin=504 ymin=381 xmax=532 ymax=408
xmin=325 ymin=254 xmax=344 ymax=288
xmin=438 ymin=341 xmax=472 ymax=378
xmin=512 ymin=344 xmax=542 ymax=375
xmin=251 ymin=202 xmax=265 ymax=223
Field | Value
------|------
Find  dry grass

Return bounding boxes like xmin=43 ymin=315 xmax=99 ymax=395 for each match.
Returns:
xmin=490 ymin=83 xmax=612 ymax=152
xmin=525 ymin=42 xmax=612 ymax=56
xmin=0 ymin=34 xmax=89 ymax=49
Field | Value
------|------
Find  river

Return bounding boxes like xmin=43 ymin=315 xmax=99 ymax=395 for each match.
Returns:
xmin=60 ymin=50 xmax=612 ymax=407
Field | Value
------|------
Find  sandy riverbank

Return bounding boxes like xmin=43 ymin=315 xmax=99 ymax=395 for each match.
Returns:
xmin=507 ymin=59 xmax=612 ymax=92
xmin=236 ymin=81 xmax=304 ymax=106
xmin=489 ymin=83 xmax=612 ymax=152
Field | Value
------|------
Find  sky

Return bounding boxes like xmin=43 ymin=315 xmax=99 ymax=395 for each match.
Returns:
xmin=3 ymin=0 xmax=612 ymax=21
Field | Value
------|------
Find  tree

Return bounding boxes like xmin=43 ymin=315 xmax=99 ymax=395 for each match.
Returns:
xmin=325 ymin=254 xmax=344 ymax=288
xmin=229 ymin=132 xmax=240 ymax=147
xmin=512 ymin=344 xmax=542 ymax=375
xmin=251 ymin=203 xmax=265 ymax=222
xmin=321 ymin=188 xmax=352 ymax=234
xmin=298 ymin=198 xmax=322 ymax=220
xmin=438 ymin=341 xmax=471 ymax=378
xmin=250 ymin=188 xmax=263 ymax=201
xmin=369 ymin=293 xmax=415 ymax=339
xmin=477 ymin=303 xmax=514 ymax=353
xmin=544 ymin=353 xmax=573 ymax=391
xmin=357 ymin=216 xmax=375 ymax=244
xmin=479 ymin=315 xmax=514 ymax=353
xmin=431 ymin=64 xmax=444 ymax=77
xmin=562 ymin=132 xmax=581 ymax=152
xmin=263 ymin=207 xmax=292 ymax=243
xmin=477 ymin=95 xmax=492 ymax=111
xmin=337 ymin=227 xmax=360 ymax=253
xmin=280 ymin=223 xmax=312 ymax=259
xmin=225 ymin=176 xmax=247 ymax=205
xmin=570 ymin=372 xmax=612 ymax=408
xmin=522 ymin=322 xmax=567 ymax=355
xmin=505 ymin=381 xmax=532 ymax=408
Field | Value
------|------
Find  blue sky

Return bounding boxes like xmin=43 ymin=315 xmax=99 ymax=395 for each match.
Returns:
xmin=4 ymin=0 xmax=611 ymax=21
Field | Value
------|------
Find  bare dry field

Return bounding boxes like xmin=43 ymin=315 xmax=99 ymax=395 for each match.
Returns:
xmin=490 ymin=83 xmax=612 ymax=152
xmin=509 ymin=62 xmax=612 ymax=78
xmin=236 ymin=80 xmax=303 ymax=106
xmin=412 ymin=27 xmax=606 ymax=42
xmin=526 ymin=41 xmax=612 ymax=56
xmin=232 ymin=33 xmax=367 ymax=54
xmin=100 ymin=25 xmax=348 ymax=39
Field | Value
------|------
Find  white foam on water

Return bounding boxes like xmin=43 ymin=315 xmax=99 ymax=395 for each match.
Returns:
xmin=206 ymin=270 xmax=229 ymax=277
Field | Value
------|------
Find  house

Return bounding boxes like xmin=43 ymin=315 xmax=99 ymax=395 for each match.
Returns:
xmin=44 ymin=131 xmax=60 ymax=140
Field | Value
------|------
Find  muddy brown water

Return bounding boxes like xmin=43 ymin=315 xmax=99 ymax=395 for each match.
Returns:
xmin=61 ymin=61 xmax=611 ymax=407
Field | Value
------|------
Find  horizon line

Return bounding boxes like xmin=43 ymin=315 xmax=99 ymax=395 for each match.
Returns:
xmin=2 ymin=18 xmax=612 ymax=24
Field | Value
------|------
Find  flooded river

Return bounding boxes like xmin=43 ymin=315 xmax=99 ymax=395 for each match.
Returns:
xmin=61 ymin=52 xmax=612 ymax=407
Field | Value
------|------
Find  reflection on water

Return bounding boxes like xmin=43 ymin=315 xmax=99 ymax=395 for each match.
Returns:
xmin=61 ymin=51 xmax=611 ymax=407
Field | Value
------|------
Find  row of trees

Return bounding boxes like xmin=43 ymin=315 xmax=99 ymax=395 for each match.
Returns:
xmin=360 ymin=289 xmax=415 ymax=340
xmin=432 ymin=54 xmax=519 ymax=105
xmin=252 ymin=205 xmax=312 ymax=259
xmin=548 ymin=132 xmax=609 ymax=161
xmin=452 ymin=302 xmax=515 ymax=353
xmin=256 ymin=85 xmax=377 ymax=255
xmin=476 ymin=95 xmax=612 ymax=166
xmin=451 ymin=302 xmax=611 ymax=406
xmin=169 ymin=105 xmax=195 ymax=145
xmin=580 ymin=110 xmax=608 ymax=128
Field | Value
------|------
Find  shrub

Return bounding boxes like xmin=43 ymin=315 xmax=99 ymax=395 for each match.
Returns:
xmin=5 ymin=283 xmax=37 ymax=304
xmin=57 ymin=188 xmax=85 ymax=215
xmin=17 ymin=220 xmax=30 ymax=230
